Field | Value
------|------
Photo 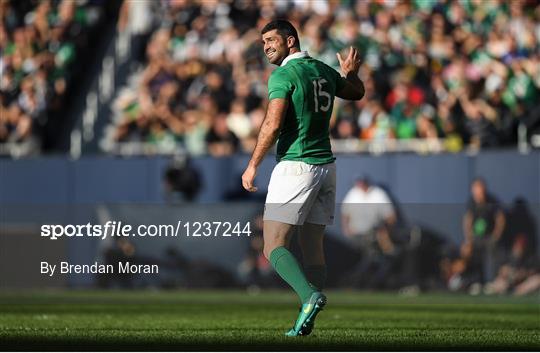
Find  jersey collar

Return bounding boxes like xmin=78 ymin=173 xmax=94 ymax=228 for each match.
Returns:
xmin=280 ymin=51 xmax=310 ymax=67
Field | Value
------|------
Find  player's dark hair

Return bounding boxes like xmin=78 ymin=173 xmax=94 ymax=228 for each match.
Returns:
xmin=261 ymin=20 xmax=300 ymax=49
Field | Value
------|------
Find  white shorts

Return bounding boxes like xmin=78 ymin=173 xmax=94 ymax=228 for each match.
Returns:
xmin=263 ymin=161 xmax=336 ymax=226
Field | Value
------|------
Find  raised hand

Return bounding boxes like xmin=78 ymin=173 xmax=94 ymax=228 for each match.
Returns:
xmin=336 ymin=46 xmax=361 ymax=77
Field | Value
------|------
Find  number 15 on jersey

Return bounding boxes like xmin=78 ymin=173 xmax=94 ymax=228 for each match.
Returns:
xmin=312 ymin=78 xmax=330 ymax=112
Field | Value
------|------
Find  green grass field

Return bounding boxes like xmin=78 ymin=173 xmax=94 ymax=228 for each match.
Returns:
xmin=0 ymin=290 xmax=538 ymax=351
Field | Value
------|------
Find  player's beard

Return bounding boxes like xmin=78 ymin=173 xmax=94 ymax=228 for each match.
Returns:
xmin=267 ymin=47 xmax=289 ymax=65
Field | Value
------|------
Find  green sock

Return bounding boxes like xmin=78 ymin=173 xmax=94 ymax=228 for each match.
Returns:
xmin=269 ymin=246 xmax=316 ymax=303
xmin=304 ymin=265 xmax=327 ymax=291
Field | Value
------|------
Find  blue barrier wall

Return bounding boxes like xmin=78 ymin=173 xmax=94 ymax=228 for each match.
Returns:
xmin=2 ymin=151 xmax=538 ymax=204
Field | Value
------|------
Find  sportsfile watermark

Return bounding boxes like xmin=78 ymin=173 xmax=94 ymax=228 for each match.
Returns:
xmin=41 ymin=221 xmax=252 ymax=240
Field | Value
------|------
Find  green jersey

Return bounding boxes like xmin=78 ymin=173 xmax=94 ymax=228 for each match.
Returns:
xmin=267 ymin=52 xmax=347 ymax=165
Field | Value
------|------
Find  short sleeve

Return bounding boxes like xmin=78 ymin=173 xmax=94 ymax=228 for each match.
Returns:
xmin=268 ymin=69 xmax=293 ymax=100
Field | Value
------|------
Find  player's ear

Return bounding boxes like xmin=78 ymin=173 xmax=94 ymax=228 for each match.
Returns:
xmin=286 ymin=35 xmax=296 ymax=49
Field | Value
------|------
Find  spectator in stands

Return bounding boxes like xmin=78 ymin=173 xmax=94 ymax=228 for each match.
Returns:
xmin=462 ymin=177 xmax=506 ymax=291
xmin=227 ymin=98 xmax=252 ymax=147
xmin=183 ymin=109 xmax=209 ymax=156
xmin=341 ymin=176 xmax=399 ymax=288
xmin=0 ymin=102 xmax=32 ymax=143
xmin=205 ymin=113 xmax=239 ymax=157
xmin=342 ymin=176 xmax=396 ymax=246
xmin=335 ymin=119 xmax=358 ymax=140
xmin=117 ymin=0 xmax=155 ymax=63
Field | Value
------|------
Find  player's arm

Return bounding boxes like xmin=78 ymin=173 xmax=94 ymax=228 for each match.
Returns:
xmin=336 ymin=47 xmax=365 ymax=101
xmin=337 ymin=73 xmax=365 ymax=100
xmin=241 ymin=98 xmax=288 ymax=192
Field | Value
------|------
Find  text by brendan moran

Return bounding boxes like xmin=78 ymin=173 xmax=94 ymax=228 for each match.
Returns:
xmin=40 ymin=261 xmax=159 ymax=276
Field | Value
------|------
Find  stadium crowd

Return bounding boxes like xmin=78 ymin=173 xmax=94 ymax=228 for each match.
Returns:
xmin=109 ymin=0 xmax=540 ymax=155
xmin=0 ymin=0 xmax=105 ymax=154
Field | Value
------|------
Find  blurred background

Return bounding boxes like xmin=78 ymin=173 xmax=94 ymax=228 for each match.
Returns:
xmin=0 ymin=0 xmax=539 ymax=297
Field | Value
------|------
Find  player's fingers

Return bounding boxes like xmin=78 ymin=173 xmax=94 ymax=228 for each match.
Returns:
xmin=352 ymin=46 xmax=359 ymax=59
xmin=243 ymin=181 xmax=256 ymax=192
xmin=348 ymin=46 xmax=354 ymax=60
xmin=336 ymin=52 xmax=343 ymax=64
xmin=242 ymin=178 xmax=250 ymax=191
xmin=244 ymin=178 xmax=258 ymax=192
